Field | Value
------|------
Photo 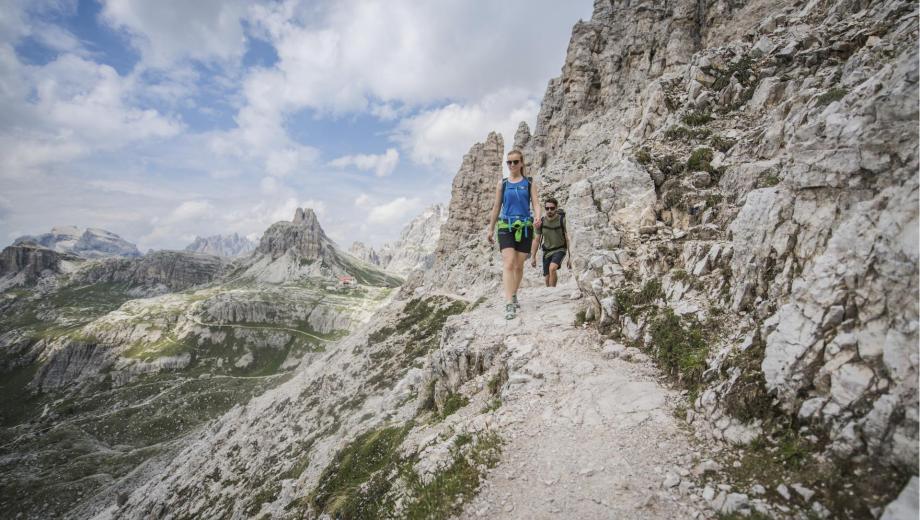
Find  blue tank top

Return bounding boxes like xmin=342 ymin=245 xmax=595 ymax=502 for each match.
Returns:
xmin=500 ymin=177 xmax=532 ymax=222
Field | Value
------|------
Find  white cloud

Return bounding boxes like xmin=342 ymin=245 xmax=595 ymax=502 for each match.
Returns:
xmin=354 ymin=193 xmax=371 ymax=208
xmin=329 ymin=148 xmax=399 ymax=177
xmin=367 ymin=196 xmax=422 ymax=226
xmin=0 ymin=52 xmax=182 ymax=179
xmin=99 ymin=0 xmax=249 ymax=68
xmin=394 ymin=88 xmax=540 ymax=170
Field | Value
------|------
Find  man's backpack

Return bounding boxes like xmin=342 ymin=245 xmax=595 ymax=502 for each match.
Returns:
xmin=541 ymin=209 xmax=567 ymax=250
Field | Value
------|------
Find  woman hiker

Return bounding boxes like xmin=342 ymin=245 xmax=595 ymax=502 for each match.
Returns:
xmin=487 ymin=149 xmax=541 ymax=320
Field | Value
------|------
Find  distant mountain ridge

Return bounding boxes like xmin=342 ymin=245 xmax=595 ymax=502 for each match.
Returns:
xmin=233 ymin=208 xmax=401 ymax=286
xmin=14 ymin=226 xmax=141 ymax=259
xmin=184 ymin=233 xmax=255 ymax=257
xmin=349 ymin=203 xmax=448 ymax=277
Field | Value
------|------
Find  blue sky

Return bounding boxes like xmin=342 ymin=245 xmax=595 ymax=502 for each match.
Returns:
xmin=0 ymin=0 xmax=592 ymax=251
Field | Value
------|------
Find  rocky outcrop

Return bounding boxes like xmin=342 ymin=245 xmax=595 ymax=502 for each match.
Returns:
xmin=382 ymin=204 xmax=448 ymax=277
xmin=348 ymin=241 xmax=382 ymax=266
xmin=409 ymin=133 xmax=504 ymax=294
xmin=184 ymin=233 xmax=255 ymax=257
xmin=0 ymin=245 xmax=82 ymax=288
xmin=349 ymin=204 xmax=448 ymax=278
xmin=520 ymin=0 xmax=917 ymax=488
xmin=73 ymin=250 xmax=226 ymax=293
xmin=14 ymin=226 xmax=142 ymax=259
xmin=237 ymin=208 xmax=401 ymax=286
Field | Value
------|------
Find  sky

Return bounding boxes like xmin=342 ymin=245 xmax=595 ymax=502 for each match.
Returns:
xmin=0 ymin=0 xmax=592 ymax=251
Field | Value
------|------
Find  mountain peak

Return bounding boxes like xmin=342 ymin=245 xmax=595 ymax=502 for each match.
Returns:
xmin=293 ymin=207 xmax=320 ymax=226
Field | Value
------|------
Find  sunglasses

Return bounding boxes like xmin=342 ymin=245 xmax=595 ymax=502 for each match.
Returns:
xmin=506 ymin=159 xmax=521 ymax=166
xmin=544 ymin=206 xmax=556 ymax=211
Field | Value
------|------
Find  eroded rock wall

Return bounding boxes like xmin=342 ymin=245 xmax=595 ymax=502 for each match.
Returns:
xmin=523 ymin=0 xmax=918 ymax=472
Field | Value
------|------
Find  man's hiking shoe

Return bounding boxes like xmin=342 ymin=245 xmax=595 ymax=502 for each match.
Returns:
xmin=505 ymin=303 xmax=516 ymax=320
xmin=512 ymin=294 xmax=520 ymax=310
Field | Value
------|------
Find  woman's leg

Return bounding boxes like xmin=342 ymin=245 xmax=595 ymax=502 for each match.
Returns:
xmin=512 ymin=251 xmax=528 ymax=295
xmin=501 ymin=247 xmax=517 ymax=303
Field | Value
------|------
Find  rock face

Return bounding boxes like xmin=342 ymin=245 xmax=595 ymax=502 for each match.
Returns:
xmin=348 ymin=241 xmax=381 ymax=266
xmin=520 ymin=0 xmax=918 ymax=479
xmin=14 ymin=226 xmax=142 ymax=259
xmin=349 ymin=204 xmax=448 ymax=277
xmin=73 ymin=250 xmax=226 ymax=293
xmin=184 ymin=233 xmax=255 ymax=257
xmin=410 ymin=133 xmax=504 ymax=293
xmin=236 ymin=208 xmax=401 ymax=286
xmin=0 ymin=245 xmax=82 ymax=288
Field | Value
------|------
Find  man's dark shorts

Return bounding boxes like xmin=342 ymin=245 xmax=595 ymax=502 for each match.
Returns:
xmin=543 ymin=249 xmax=566 ymax=276
xmin=497 ymin=229 xmax=533 ymax=254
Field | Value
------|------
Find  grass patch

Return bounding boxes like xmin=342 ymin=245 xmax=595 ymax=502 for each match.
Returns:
xmin=655 ymin=154 xmax=686 ymax=177
xmin=647 ymin=309 xmax=708 ymax=398
xmin=635 ymin=148 xmax=652 ymax=165
xmin=720 ymin=334 xmax=775 ymax=423
xmin=681 ymin=110 xmax=712 ymax=126
xmin=400 ymin=432 xmax=502 ymax=519
xmin=615 ymin=279 xmax=663 ymax=318
xmin=816 ymin=87 xmax=847 ymax=106
xmin=757 ymin=170 xmax=781 ymax=188
xmin=664 ymin=125 xmax=712 ymax=142
xmin=308 ymin=423 xmax=412 ymax=518
xmin=710 ymin=55 xmax=754 ymax=91
xmin=481 ymin=399 xmax=502 ymax=413
xmin=705 ymin=193 xmax=724 ymax=207
xmin=439 ymin=393 xmax=469 ymax=419
xmin=687 ymin=147 xmax=714 ymax=172
xmin=710 ymin=135 xmax=736 ymax=152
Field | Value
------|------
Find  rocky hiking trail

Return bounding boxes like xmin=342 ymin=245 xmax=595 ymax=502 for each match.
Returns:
xmin=451 ymin=281 xmax=707 ymax=519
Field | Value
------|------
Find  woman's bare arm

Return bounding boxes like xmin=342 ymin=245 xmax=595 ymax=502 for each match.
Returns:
xmin=486 ymin=179 xmax=503 ymax=243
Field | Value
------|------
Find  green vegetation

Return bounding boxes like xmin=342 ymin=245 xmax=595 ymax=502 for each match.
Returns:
xmin=634 ymin=148 xmax=652 ymax=165
xmin=720 ymin=335 xmax=774 ymax=423
xmin=308 ymin=423 xmax=412 ymax=518
xmin=298 ymin=423 xmax=502 ymax=520
xmin=438 ymin=393 xmax=469 ymax=419
xmin=664 ymin=125 xmax=711 ymax=142
xmin=816 ymin=87 xmax=847 ymax=106
xmin=655 ymin=154 xmax=686 ymax=177
xmin=647 ymin=309 xmax=708 ymax=399
xmin=758 ymin=170 xmax=781 ymax=188
xmin=481 ymin=398 xmax=502 ymax=413
xmin=400 ymin=432 xmax=502 ymax=519
xmin=710 ymin=55 xmax=755 ymax=92
xmin=615 ymin=279 xmax=663 ymax=318
xmin=710 ymin=135 xmax=736 ymax=152
xmin=687 ymin=147 xmax=714 ymax=172
xmin=681 ymin=110 xmax=713 ymax=127
xmin=705 ymin=193 xmax=724 ymax=207
xmin=487 ymin=371 xmax=505 ymax=396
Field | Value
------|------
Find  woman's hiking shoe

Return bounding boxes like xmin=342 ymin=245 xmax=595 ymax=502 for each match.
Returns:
xmin=512 ymin=294 xmax=520 ymax=310
xmin=505 ymin=302 xmax=516 ymax=320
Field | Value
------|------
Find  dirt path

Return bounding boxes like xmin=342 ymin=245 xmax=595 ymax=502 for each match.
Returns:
xmin=456 ymin=282 xmax=707 ymax=519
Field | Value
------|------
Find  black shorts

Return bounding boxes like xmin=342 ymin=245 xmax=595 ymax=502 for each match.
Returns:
xmin=543 ymin=250 xmax=566 ymax=276
xmin=497 ymin=229 xmax=533 ymax=254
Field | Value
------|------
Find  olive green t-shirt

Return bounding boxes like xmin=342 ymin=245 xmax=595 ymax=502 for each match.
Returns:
xmin=538 ymin=213 xmax=566 ymax=252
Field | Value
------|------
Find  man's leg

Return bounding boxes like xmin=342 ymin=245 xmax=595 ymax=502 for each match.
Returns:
xmin=548 ymin=262 xmax=559 ymax=287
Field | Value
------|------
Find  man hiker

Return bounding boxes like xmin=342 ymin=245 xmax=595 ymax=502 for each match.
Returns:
xmin=531 ymin=197 xmax=572 ymax=287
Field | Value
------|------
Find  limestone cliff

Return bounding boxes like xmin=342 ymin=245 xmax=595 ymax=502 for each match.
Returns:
xmin=519 ymin=0 xmax=917 ymax=487
xmin=408 ymin=132 xmax=505 ymax=294
xmin=14 ymin=226 xmax=142 ymax=259
xmin=235 ymin=208 xmax=401 ymax=286
xmin=184 ymin=233 xmax=256 ymax=257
